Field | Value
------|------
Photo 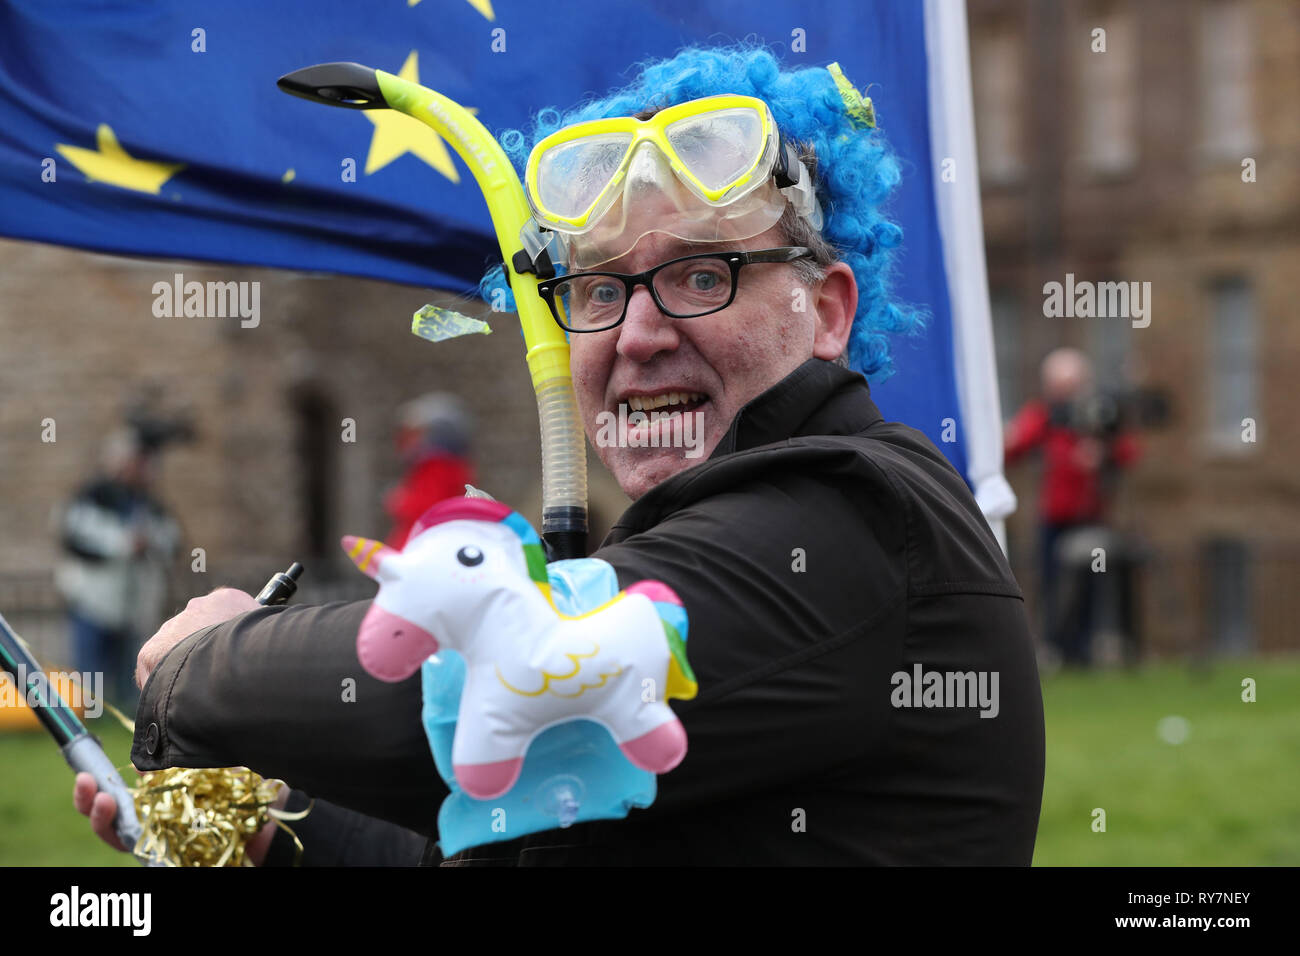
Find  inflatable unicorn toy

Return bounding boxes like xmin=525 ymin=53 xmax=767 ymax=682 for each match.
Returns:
xmin=342 ymin=497 xmax=696 ymax=800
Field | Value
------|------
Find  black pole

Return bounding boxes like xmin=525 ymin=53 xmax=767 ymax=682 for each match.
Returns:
xmin=0 ymin=613 xmax=87 ymax=746
xmin=0 ymin=610 xmax=144 ymax=855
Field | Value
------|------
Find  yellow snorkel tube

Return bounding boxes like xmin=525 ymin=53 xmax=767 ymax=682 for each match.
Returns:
xmin=278 ymin=63 xmax=587 ymax=559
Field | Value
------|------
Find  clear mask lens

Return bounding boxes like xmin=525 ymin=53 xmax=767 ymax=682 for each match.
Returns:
xmin=564 ymin=141 xmax=789 ymax=269
xmin=665 ymin=107 xmax=766 ymax=193
xmin=536 ymin=133 xmax=632 ymax=222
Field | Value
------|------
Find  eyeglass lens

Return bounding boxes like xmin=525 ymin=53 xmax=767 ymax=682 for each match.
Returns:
xmin=554 ymin=257 xmax=734 ymax=330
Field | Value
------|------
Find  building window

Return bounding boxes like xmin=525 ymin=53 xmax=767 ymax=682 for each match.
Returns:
xmin=1202 ymin=538 xmax=1252 ymax=653
xmin=292 ymin=389 xmax=337 ymax=560
xmin=1199 ymin=0 xmax=1255 ymax=159
xmin=1089 ymin=288 xmax=1132 ymax=392
xmin=1078 ymin=3 xmax=1139 ymax=175
xmin=972 ymin=20 xmax=1026 ymax=185
xmin=1208 ymin=277 xmax=1257 ymax=446
xmin=989 ymin=289 xmax=1023 ymax=422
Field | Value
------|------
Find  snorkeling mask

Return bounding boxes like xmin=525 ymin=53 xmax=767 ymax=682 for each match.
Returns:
xmin=522 ymin=94 xmax=823 ymax=270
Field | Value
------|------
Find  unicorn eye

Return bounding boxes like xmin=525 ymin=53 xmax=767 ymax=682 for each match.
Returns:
xmin=456 ymin=546 xmax=484 ymax=567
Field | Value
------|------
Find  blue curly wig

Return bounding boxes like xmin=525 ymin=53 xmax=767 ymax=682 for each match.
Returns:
xmin=478 ymin=44 xmax=924 ymax=380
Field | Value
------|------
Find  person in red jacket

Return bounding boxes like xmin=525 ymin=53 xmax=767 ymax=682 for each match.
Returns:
xmin=1005 ymin=348 xmax=1140 ymax=666
xmin=383 ymin=393 xmax=475 ymax=550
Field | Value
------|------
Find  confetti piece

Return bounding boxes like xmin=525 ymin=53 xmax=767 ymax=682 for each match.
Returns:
xmin=828 ymin=62 xmax=876 ymax=130
xmin=412 ymin=304 xmax=492 ymax=342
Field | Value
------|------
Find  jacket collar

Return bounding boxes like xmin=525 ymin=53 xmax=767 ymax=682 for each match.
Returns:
xmin=710 ymin=357 xmax=884 ymax=457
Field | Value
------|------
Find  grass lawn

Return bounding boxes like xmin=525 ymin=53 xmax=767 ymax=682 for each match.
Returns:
xmin=0 ymin=713 xmax=136 ymax=866
xmin=1033 ymin=654 xmax=1300 ymax=865
xmin=1 ymin=656 xmax=1297 ymax=866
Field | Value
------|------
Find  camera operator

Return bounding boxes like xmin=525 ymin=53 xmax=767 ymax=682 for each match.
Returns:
xmin=53 ymin=412 xmax=188 ymax=707
xmin=1005 ymin=348 xmax=1142 ymax=667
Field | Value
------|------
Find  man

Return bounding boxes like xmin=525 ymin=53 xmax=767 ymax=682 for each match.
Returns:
xmin=77 ymin=47 xmax=1044 ymax=865
xmin=384 ymin=392 xmax=476 ymax=549
xmin=55 ymin=427 xmax=180 ymax=707
xmin=1004 ymin=348 xmax=1141 ymax=666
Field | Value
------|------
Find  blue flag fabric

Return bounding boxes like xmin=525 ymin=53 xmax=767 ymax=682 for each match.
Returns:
xmin=0 ymin=0 xmax=969 ymax=480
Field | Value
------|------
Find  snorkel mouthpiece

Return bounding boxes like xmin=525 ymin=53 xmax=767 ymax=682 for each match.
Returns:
xmin=277 ymin=62 xmax=388 ymax=110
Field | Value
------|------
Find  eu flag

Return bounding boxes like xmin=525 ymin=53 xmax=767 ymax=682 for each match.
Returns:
xmin=0 ymin=0 xmax=1015 ymax=532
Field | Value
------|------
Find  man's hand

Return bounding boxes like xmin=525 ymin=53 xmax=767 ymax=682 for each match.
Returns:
xmin=73 ymin=772 xmax=288 ymax=864
xmin=135 ymin=587 xmax=259 ymax=689
xmin=73 ymin=772 xmax=132 ymax=852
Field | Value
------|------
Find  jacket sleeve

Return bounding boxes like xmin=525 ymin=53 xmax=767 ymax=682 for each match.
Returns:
xmin=1111 ymin=429 xmax=1142 ymax=468
xmin=131 ymin=599 xmax=446 ymax=836
xmin=1003 ymin=399 xmax=1048 ymax=464
xmin=260 ymin=789 xmax=428 ymax=866
xmin=590 ymin=462 xmax=910 ymax=817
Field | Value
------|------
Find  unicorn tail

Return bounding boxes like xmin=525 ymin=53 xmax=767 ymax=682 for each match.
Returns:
xmin=626 ymin=581 xmax=697 ymax=701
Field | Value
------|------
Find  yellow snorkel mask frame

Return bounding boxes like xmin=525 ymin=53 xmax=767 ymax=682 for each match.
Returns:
xmin=526 ymin=94 xmax=780 ymax=229
xmin=524 ymin=93 xmax=823 ymax=270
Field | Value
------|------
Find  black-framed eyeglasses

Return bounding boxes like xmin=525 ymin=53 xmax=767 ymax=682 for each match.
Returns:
xmin=536 ymin=246 xmax=815 ymax=333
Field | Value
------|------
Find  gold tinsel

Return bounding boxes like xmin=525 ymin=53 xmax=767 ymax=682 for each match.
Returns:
xmin=14 ymin=627 xmax=311 ymax=867
xmin=94 ymin=693 xmax=312 ymax=867
xmin=130 ymin=766 xmax=311 ymax=867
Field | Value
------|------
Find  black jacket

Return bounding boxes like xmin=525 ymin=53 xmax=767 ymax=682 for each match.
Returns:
xmin=133 ymin=359 xmax=1045 ymax=865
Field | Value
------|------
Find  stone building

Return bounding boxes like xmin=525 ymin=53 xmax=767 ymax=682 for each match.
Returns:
xmin=0 ymin=239 xmax=628 ymax=659
xmin=970 ymin=0 xmax=1300 ymax=655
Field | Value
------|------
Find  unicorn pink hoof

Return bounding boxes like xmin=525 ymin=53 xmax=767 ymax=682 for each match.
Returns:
xmin=455 ymin=757 xmax=525 ymax=800
xmin=625 ymin=580 xmax=682 ymax=606
xmin=356 ymin=605 xmax=439 ymax=682
xmin=619 ymin=719 xmax=688 ymax=774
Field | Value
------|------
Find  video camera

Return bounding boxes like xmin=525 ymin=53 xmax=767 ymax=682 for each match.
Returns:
xmin=124 ymin=389 xmax=197 ymax=454
xmin=1048 ymin=387 xmax=1171 ymax=440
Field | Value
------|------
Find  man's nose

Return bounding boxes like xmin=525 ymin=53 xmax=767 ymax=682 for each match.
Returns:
xmin=615 ymin=284 xmax=680 ymax=362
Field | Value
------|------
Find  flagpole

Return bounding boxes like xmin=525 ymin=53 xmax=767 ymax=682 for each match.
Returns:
xmin=923 ymin=0 xmax=1017 ymax=553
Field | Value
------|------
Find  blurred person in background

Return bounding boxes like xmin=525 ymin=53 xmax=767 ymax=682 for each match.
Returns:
xmin=53 ymin=427 xmax=182 ymax=707
xmin=1004 ymin=348 xmax=1141 ymax=667
xmin=383 ymin=392 xmax=476 ymax=549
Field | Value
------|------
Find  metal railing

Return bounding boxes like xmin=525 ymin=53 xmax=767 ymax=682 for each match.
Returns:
xmin=1006 ymin=536 xmax=1300 ymax=661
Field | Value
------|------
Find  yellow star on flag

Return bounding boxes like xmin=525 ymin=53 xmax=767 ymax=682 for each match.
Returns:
xmin=410 ymin=0 xmax=495 ymax=18
xmin=55 ymin=125 xmax=185 ymax=195
xmin=364 ymin=51 xmax=473 ymax=182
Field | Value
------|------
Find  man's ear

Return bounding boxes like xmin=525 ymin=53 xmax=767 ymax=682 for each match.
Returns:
xmin=811 ymin=261 xmax=858 ymax=361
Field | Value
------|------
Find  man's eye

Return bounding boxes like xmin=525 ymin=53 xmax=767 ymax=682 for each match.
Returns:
xmin=588 ymin=282 xmax=622 ymax=305
xmin=687 ymin=269 xmax=722 ymax=292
